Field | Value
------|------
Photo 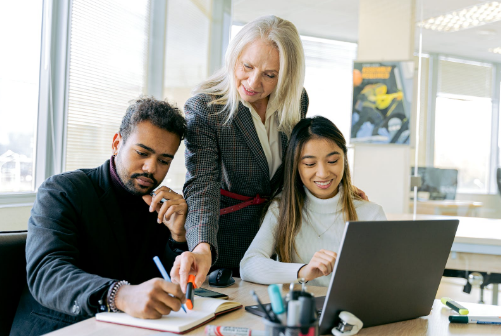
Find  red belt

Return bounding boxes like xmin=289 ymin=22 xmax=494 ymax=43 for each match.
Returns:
xmin=220 ymin=189 xmax=268 ymax=215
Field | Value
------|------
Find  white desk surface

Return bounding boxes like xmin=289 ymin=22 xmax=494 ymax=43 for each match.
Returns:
xmin=388 ymin=214 xmax=501 ymax=252
xmin=45 ymin=279 xmax=501 ymax=336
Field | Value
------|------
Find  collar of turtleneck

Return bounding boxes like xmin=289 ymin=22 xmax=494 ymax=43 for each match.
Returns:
xmin=304 ymin=184 xmax=344 ymax=214
xmin=109 ymin=155 xmax=143 ymax=203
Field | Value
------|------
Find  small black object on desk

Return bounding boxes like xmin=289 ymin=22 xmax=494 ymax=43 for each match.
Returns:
xmin=209 ymin=268 xmax=235 ymax=288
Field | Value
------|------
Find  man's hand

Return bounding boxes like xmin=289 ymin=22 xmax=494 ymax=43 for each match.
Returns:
xmin=114 ymin=278 xmax=186 ymax=319
xmin=171 ymin=243 xmax=212 ymax=293
xmin=143 ymin=186 xmax=187 ymax=242
xmin=298 ymin=249 xmax=337 ymax=282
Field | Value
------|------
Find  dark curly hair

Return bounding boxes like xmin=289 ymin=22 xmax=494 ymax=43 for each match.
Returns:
xmin=119 ymin=96 xmax=187 ymax=143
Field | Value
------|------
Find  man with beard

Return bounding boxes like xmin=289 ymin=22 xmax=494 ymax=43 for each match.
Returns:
xmin=10 ymin=97 xmax=188 ymax=336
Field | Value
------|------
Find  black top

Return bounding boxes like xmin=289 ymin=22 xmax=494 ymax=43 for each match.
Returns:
xmin=10 ymin=160 xmax=187 ymax=336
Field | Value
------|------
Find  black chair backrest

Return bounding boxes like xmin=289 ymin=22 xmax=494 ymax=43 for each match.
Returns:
xmin=0 ymin=231 xmax=27 ymax=336
xmin=497 ymin=168 xmax=501 ymax=196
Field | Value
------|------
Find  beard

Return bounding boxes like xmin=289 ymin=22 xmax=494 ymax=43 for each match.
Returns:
xmin=115 ymin=154 xmax=158 ymax=196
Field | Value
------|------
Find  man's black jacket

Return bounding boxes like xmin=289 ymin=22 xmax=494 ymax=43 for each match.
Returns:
xmin=10 ymin=160 xmax=185 ymax=335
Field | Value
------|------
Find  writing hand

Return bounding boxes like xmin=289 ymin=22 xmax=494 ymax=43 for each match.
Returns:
xmin=115 ymin=278 xmax=186 ymax=319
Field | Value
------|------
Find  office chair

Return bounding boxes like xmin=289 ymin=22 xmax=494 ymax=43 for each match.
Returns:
xmin=0 ymin=231 xmax=27 ymax=336
xmin=497 ymin=168 xmax=501 ymax=196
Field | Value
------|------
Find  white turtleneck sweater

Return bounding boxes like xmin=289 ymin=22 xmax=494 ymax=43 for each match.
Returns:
xmin=239 ymin=187 xmax=387 ymax=287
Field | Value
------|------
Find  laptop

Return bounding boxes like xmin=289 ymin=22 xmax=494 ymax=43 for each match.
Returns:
xmin=318 ymin=219 xmax=459 ymax=334
xmin=245 ymin=220 xmax=459 ymax=334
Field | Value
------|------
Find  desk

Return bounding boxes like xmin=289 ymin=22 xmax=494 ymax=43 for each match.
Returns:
xmin=409 ymin=200 xmax=483 ymax=217
xmin=46 ymin=279 xmax=501 ymax=336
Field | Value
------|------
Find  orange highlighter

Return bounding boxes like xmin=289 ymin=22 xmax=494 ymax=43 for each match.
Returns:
xmin=186 ymin=275 xmax=197 ymax=310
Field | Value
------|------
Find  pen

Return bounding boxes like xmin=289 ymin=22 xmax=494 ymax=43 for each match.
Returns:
xmin=186 ymin=274 xmax=197 ymax=310
xmin=150 ymin=191 xmax=168 ymax=204
xmin=205 ymin=325 xmax=265 ymax=336
xmin=440 ymin=297 xmax=469 ymax=315
xmin=449 ymin=315 xmax=501 ymax=324
xmin=298 ymin=296 xmax=315 ymax=325
xmin=153 ymin=256 xmax=187 ymax=313
xmin=250 ymin=290 xmax=274 ymax=322
xmin=268 ymin=284 xmax=286 ymax=324
xmin=287 ymin=300 xmax=301 ymax=327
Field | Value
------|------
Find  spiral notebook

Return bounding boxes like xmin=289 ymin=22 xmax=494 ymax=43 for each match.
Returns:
xmin=96 ymin=297 xmax=242 ymax=334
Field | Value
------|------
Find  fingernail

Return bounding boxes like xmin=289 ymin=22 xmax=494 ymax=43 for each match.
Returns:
xmin=157 ymin=218 xmax=161 ymax=224
xmin=149 ymin=205 xmax=153 ymax=212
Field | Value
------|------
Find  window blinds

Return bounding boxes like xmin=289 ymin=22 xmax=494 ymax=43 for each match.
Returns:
xmin=65 ymin=0 xmax=150 ymax=172
xmin=438 ymin=59 xmax=493 ymax=98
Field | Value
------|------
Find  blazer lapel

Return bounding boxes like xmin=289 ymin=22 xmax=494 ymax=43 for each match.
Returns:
xmin=270 ymin=131 xmax=288 ymax=187
xmin=234 ymin=103 xmax=270 ymax=180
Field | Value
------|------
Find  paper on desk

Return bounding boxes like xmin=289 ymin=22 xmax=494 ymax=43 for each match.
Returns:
xmin=453 ymin=302 xmax=501 ymax=316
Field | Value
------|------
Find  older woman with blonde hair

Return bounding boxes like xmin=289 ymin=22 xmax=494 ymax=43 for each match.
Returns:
xmin=171 ymin=15 xmax=365 ymax=290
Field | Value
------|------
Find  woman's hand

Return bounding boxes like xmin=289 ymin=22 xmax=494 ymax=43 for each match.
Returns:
xmin=354 ymin=186 xmax=369 ymax=201
xmin=298 ymin=249 xmax=337 ymax=281
xmin=143 ymin=186 xmax=187 ymax=242
xmin=171 ymin=243 xmax=212 ymax=292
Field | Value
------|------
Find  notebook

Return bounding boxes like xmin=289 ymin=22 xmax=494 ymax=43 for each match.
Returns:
xmin=96 ymin=297 xmax=242 ymax=333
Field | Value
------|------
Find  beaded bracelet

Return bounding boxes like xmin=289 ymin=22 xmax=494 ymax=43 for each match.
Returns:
xmin=107 ymin=280 xmax=130 ymax=312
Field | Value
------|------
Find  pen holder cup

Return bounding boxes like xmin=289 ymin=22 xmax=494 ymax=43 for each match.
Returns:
xmin=264 ymin=319 xmax=318 ymax=336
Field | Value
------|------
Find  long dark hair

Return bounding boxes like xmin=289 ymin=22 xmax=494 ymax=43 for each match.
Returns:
xmin=275 ymin=116 xmax=363 ymax=263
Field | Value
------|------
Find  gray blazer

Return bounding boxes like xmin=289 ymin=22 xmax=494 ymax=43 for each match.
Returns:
xmin=10 ymin=161 xmax=182 ymax=336
xmin=183 ymin=90 xmax=309 ymax=270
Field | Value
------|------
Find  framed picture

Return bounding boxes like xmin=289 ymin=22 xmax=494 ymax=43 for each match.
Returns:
xmin=351 ymin=61 xmax=414 ymax=144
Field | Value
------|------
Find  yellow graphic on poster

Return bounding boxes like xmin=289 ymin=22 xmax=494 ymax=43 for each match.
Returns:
xmin=351 ymin=61 xmax=414 ymax=144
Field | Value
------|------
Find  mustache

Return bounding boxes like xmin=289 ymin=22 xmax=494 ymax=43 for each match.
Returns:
xmin=130 ymin=172 xmax=158 ymax=186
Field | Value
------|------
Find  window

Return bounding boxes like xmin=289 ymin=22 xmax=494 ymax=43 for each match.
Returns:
xmin=163 ymin=0 xmax=212 ymax=192
xmin=434 ymin=95 xmax=492 ymax=193
xmin=0 ymin=1 xmax=43 ymax=193
xmin=302 ymin=36 xmax=357 ymax=138
xmin=434 ymin=58 xmax=494 ymax=193
xmin=65 ymin=0 xmax=151 ymax=172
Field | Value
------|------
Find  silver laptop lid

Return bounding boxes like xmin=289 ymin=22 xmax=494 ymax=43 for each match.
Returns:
xmin=318 ymin=219 xmax=459 ymax=334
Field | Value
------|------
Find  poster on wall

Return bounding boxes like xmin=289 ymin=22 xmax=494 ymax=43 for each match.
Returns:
xmin=351 ymin=61 xmax=414 ymax=144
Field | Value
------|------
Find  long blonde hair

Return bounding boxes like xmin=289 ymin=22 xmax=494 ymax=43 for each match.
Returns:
xmin=275 ymin=116 xmax=364 ymax=263
xmin=194 ymin=15 xmax=305 ymax=135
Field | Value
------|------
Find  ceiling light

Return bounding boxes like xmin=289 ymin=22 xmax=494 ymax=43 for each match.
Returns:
xmin=489 ymin=47 xmax=501 ymax=54
xmin=418 ymin=1 xmax=501 ymax=32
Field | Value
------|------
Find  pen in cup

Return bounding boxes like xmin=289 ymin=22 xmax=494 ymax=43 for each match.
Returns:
xmin=287 ymin=300 xmax=301 ymax=326
xmin=251 ymin=290 xmax=275 ymax=322
xmin=153 ymin=256 xmax=187 ymax=313
xmin=268 ymin=284 xmax=286 ymax=324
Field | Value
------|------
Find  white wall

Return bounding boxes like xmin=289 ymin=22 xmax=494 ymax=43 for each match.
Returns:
xmin=349 ymin=145 xmax=410 ymax=214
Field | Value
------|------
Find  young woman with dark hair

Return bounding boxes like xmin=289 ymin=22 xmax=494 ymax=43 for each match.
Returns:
xmin=240 ymin=116 xmax=386 ymax=287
